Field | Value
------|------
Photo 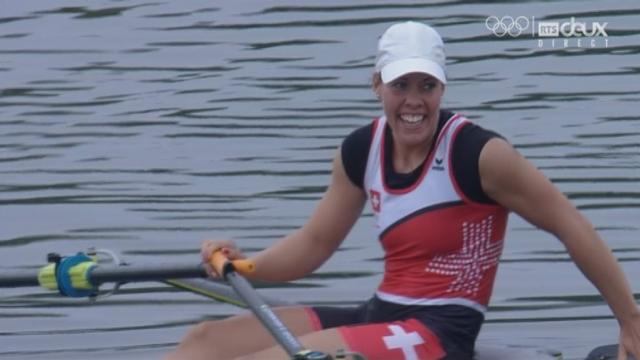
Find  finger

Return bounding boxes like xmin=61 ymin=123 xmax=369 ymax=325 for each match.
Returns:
xmin=209 ymin=250 xmax=230 ymax=276
xmin=201 ymin=240 xmax=221 ymax=260
xmin=201 ymin=243 xmax=213 ymax=263
xmin=202 ymin=260 xmax=220 ymax=279
xmin=203 ymin=263 xmax=213 ymax=277
xmin=225 ymin=246 xmax=244 ymax=260
xmin=205 ymin=246 xmax=230 ymax=276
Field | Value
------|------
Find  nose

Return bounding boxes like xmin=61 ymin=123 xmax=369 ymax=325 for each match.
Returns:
xmin=404 ymin=86 xmax=423 ymax=109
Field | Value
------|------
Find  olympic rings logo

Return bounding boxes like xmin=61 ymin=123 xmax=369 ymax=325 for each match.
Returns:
xmin=485 ymin=16 xmax=531 ymax=37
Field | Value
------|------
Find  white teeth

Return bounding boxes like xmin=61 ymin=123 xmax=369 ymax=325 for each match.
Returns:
xmin=400 ymin=114 xmax=424 ymax=123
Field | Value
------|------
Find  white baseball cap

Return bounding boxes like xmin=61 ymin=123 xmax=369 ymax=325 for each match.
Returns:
xmin=375 ymin=21 xmax=447 ymax=84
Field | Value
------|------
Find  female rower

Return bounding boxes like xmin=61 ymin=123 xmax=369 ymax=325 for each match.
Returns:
xmin=166 ymin=21 xmax=640 ymax=360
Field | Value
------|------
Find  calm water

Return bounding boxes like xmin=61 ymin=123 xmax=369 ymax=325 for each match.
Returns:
xmin=1 ymin=1 xmax=639 ymax=359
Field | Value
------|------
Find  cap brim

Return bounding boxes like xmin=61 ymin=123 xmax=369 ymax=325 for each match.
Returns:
xmin=380 ymin=58 xmax=446 ymax=84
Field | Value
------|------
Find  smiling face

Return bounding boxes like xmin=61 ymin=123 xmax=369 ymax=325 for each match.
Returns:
xmin=373 ymin=72 xmax=445 ymax=155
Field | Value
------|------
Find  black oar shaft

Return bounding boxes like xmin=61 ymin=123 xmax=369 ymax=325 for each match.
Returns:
xmin=91 ymin=263 xmax=206 ymax=284
xmin=0 ymin=263 xmax=208 ymax=288
xmin=0 ymin=272 xmax=39 ymax=287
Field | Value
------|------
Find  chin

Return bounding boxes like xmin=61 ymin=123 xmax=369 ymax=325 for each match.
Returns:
xmin=397 ymin=132 xmax=430 ymax=147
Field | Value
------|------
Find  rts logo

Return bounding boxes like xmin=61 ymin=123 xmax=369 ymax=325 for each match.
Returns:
xmin=537 ymin=17 xmax=608 ymax=37
xmin=485 ymin=15 xmax=610 ymax=49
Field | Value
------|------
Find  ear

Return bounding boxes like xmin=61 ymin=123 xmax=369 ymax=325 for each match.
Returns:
xmin=371 ymin=73 xmax=382 ymax=98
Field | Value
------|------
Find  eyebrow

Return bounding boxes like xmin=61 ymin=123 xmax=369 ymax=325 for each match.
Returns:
xmin=393 ymin=76 xmax=438 ymax=83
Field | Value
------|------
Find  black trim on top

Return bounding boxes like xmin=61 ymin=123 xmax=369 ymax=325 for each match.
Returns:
xmin=340 ymin=110 xmax=502 ymax=204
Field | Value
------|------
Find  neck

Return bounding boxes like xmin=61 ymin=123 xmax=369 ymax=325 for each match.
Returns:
xmin=392 ymin=139 xmax=433 ymax=173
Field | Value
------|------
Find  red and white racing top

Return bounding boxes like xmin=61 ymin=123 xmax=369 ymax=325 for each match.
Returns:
xmin=364 ymin=114 xmax=508 ymax=313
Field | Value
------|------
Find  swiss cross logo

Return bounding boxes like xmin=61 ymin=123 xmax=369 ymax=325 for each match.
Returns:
xmin=369 ymin=189 xmax=381 ymax=213
xmin=382 ymin=324 xmax=425 ymax=360
xmin=425 ymin=216 xmax=503 ymax=296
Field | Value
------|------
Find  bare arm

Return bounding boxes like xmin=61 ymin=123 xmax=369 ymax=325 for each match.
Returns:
xmin=249 ymin=148 xmax=367 ymax=282
xmin=479 ymin=138 xmax=640 ymax=357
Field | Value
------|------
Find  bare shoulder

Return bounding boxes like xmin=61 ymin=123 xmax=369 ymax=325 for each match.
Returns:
xmin=330 ymin=146 xmax=366 ymax=199
xmin=479 ymin=137 xmax=556 ymax=202
xmin=477 ymin=138 xmax=530 ymax=198
xmin=478 ymin=137 xmax=582 ymax=236
xmin=478 ymin=137 xmax=519 ymax=171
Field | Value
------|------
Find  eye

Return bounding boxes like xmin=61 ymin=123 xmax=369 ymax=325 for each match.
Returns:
xmin=423 ymin=81 xmax=438 ymax=91
xmin=390 ymin=79 xmax=407 ymax=90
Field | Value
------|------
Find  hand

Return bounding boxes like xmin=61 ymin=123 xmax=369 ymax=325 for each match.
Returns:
xmin=200 ymin=239 xmax=245 ymax=278
xmin=619 ymin=312 xmax=640 ymax=359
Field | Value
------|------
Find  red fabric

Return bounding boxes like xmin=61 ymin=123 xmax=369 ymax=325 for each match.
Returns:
xmin=379 ymin=204 xmax=508 ymax=306
xmin=338 ymin=319 xmax=446 ymax=360
xmin=303 ymin=307 xmax=323 ymax=331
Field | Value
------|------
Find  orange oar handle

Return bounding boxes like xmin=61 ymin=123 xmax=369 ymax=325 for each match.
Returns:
xmin=210 ymin=250 xmax=255 ymax=277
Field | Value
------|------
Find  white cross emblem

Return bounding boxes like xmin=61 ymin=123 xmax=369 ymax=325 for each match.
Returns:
xmin=382 ymin=324 xmax=424 ymax=360
xmin=425 ymin=216 xmax=503 ymax=296
xmin=369 ymin=189 xmax=381 ymax=212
